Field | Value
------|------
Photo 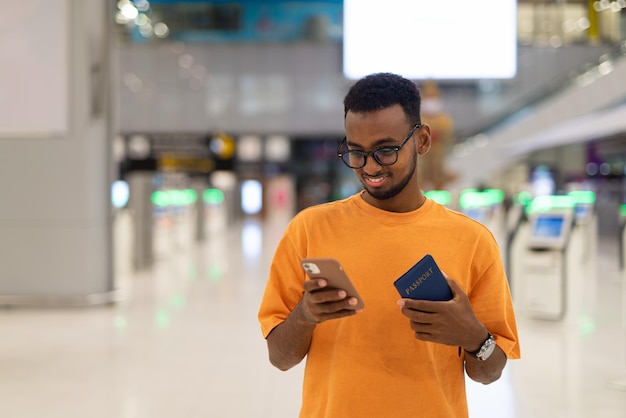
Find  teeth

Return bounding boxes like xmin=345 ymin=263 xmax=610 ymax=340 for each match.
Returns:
xmin=367 ymin=176 xmax=384 ymax=183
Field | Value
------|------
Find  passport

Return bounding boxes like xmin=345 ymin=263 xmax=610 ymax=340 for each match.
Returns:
xmin=393 ymin=254 xmax=453 ymax=301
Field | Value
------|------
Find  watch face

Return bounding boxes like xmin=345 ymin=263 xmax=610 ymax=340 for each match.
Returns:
xmin=475 ymin=334 xmax=496 ymax=361
xmin=481 ymin=341 xmax=496 ymax=360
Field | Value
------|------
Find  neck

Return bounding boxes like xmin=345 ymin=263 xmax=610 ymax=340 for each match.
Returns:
xmin=361 ymin=189 xmax=426 ymax=213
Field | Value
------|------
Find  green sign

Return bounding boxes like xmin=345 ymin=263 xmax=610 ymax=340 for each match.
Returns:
xmin=151 ymin=189 xmax=198 ymax=207
xmin=424 ymin=190 xmax=451 ymax=206
xmin=203 ymin=188 xmax=225 ymax=205
xmin=527 ymin=195 xmax=576 ymax=214
xmin=567 ymin=190 xmax=596 ymax=205
xmin=459 ymin=189 xmax=504 ymax=209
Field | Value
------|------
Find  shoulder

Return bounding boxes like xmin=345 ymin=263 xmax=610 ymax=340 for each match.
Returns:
xmin=428 ymin=201 xmax=476 ymax=224
xmin=291 ymin=195 xmax=357 ymax=223
xmin=279 ymin=196 xmax=358 ymax=254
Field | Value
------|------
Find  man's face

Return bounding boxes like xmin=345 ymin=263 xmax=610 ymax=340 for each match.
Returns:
xmin=344 ymin=104 xmax=430 ymax=210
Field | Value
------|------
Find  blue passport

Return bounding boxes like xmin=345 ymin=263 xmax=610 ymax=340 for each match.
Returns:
xmin=393 ymin=254 xmax=453 ymax=301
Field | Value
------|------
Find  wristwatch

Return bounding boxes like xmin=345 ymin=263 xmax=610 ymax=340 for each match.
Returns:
xmin=469 ymin=332 xmax=496 ymax=361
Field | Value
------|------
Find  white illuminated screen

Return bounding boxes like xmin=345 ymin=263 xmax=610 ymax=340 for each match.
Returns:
xmin=111 ymin=180 xmax=130 ymax=208
xmin=533 ymin=216 xmax=564 ymax=238
xmin=241 ymin=180 xmax=263 ymax=215
xmin=343 ymin=0 xmax=517 ymax=80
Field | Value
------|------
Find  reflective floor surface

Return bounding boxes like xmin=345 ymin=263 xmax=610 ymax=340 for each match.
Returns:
xmin=1 ymin=206 xmax=625 ymax=418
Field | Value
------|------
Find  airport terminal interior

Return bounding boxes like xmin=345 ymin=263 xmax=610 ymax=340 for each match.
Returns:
xmin=2 ymin=1 xmax=626 ymax=417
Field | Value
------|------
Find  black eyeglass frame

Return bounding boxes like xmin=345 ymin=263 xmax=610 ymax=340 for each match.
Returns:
xmin=337 ymin=123 xmax=422 ymax=169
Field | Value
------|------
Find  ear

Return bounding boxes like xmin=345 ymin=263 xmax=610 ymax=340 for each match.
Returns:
xmin=416 ymin=123 xmax=432 ymax=155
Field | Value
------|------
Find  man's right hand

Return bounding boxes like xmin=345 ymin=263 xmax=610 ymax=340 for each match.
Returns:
xmin=266 ymin=278 xmax=363 ymax=371
xmin=300 ymin=278 xmax=363 ymax=324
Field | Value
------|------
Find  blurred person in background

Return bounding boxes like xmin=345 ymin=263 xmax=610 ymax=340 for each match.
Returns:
xmin=419 ymin=79 xmax=456 ymax=190
xmin=258 ymin=73 xmax=520 ymax=418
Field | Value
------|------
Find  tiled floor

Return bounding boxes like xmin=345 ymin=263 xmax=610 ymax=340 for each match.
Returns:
xmin=1 ymin=205 xmax=625 ymax=418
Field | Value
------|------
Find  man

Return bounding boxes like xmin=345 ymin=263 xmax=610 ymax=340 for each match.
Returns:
xmin=258 ymin=73 xmax=520 ymax=417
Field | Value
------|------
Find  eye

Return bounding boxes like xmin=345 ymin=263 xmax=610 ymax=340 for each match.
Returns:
xmin=375 ymin=147 xmax=396 ymax=157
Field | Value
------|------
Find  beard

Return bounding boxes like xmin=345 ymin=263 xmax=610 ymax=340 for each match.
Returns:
xmin=361 ymin=152 xmax=418 ymax=201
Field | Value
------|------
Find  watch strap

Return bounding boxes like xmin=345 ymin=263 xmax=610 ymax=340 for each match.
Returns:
xmin=470 ymin=332 xmax=495 ymax=361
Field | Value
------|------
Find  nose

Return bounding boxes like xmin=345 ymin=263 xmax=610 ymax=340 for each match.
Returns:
xmin=362 ymin=153 xmax=382 ymax=172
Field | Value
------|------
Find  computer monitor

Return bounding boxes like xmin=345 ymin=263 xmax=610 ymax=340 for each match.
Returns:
xmin=534 ymin=216 xmax=564 ymax=237
xmin=527 ymin=213 xmax=572 ymax=250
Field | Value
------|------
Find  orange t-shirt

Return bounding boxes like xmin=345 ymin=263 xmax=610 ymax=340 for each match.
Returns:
xmin=258 ymin=193 xmax=520 ymax=418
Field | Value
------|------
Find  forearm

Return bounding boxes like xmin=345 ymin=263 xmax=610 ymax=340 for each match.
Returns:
xmin=461 ymin=323 xmax=507 ymax=384
xmin=464 ymin=345 xmax=507 ymax=384
xmin=266 ymin=300 xmax=316 ymax=371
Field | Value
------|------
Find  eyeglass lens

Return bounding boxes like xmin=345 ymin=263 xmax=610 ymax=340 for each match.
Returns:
xmin=343 ymin=148 xmax=397 ymax=168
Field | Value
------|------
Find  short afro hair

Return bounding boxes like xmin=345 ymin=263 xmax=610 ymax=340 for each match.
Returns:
xmin=343 ymin=73 xmax=421 ymax=126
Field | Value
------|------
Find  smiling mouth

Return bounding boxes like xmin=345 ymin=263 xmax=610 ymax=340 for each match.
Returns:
xmin=363 ymin=174 xmax=388 ymax=187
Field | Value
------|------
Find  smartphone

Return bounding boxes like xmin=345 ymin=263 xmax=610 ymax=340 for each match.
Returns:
xmin=393 ymin=254 xmax=453 ymax=301
xmin=301 ymin=258 xmax=365 ymax=310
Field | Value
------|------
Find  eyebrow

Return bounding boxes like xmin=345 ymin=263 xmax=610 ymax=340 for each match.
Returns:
xmin=346 ymin=136 xmax=398 ymax=149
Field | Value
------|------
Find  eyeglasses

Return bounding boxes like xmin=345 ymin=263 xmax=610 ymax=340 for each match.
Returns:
xmin=337 ymin=123 xmax=421 ymax=169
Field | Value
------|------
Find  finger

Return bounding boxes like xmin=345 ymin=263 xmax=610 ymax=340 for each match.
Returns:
xmin=404 ymin=309 xmax=436 ymax=324
xmin=308 ymin=288 xmax=351 ymax=305
xmin=303 ymin=302 xmax=360 ymax=324
xmin=443 ymin=276 xmax=466 ymax=299
xmin=410 ymin=320 xmax=435 ymax=333
xmin=303 ymin=278 xmax=327 ymax=292
xmin=441 ymin=270 xmax=459 ymax=289
xmin=397 ymin=305 xmax=435 ymax=324
xmin=305 ymin=297 xmax=361 ymax=324
xmin=413 ymin=330 xmax=436 ymax=342
xmin=397 ymin=298 xmax=438 ymax=313
xmin=316 ymin=297 xmax=360 ymax=314
xmin=318 ymin=308 xmax=359 ymax=322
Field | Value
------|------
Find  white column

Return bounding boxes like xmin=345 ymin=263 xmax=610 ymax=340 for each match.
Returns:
xmin=0 ymin=0 xmax=118 ymax=305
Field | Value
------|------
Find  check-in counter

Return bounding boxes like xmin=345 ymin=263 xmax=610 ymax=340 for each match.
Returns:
xmin=514 ymin=195 xmax=577 ymax=320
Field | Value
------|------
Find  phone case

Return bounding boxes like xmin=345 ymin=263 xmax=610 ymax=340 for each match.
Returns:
xmin=393 ymin=254 xmax=452 ymax=301
xmin=301 ymin=258 xmax=365 ymax=309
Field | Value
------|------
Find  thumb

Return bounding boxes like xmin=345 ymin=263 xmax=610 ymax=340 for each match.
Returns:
xmin=442 ymin=272 xmax=464 ymax=298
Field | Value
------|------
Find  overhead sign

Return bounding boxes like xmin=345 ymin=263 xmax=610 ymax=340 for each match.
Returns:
xmin=121 ymin=132 xmax=234 ymax=174
xmin=343 ymin=0 xmax=517 ymax=80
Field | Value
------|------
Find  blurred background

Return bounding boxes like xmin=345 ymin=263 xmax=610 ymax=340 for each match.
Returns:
xmin=1 ymin=1 xmax=626 ymax=417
